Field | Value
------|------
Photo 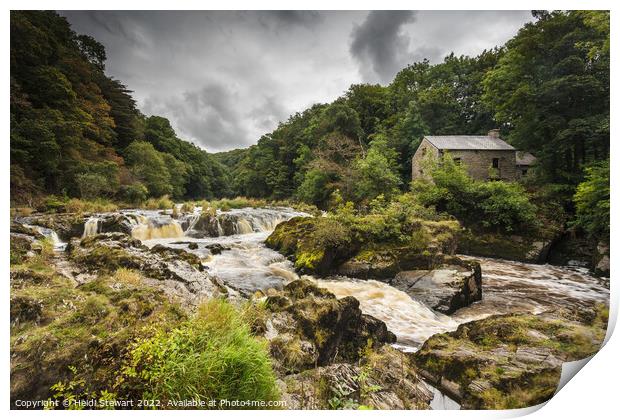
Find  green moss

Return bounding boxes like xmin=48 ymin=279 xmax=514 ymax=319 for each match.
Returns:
xmin=10 ymin=266 xmax=187 ymax=405
xmin=415 ymin=311 xmax=608 ymax=409
xmin=71 ymin=245 xmax=140 ymax=273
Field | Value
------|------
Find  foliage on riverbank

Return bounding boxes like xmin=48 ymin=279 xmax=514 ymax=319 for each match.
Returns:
xmin=266 ymin=192 xmax=460 ymax=273
xmin=10 ymin=237 xmax=281 ymax=409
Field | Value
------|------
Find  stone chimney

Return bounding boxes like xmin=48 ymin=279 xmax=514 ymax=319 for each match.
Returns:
xmin=488 ymin=129 xmax=500 ymax=138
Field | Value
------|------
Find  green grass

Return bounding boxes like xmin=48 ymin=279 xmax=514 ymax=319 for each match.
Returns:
xmin=118 ymin=299 xmax=281 ymax=408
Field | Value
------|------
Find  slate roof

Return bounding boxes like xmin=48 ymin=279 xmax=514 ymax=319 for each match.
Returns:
xmin=516 ymin=151 xmax=537 ymax=166
xmin=425 ymin=135 xmax=516 ymax=151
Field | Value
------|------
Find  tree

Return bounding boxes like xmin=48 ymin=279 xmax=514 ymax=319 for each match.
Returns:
xmin=573 ymin=158 xmax=609 ymax=240
xmin=353 ymin=137 xmax=401 ymax=202
xmin=124 ymin=141 xmax=172 ymax=197
xmin=483 ymin=11 xmax=609 ymax=184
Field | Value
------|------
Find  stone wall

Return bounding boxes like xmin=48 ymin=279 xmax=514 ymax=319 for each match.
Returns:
xmin=411 ymin=138 xmax=440 ymax=180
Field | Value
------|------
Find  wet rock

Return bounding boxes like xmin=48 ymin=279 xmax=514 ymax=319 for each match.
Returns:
xmin=10 ymin=221 xmax=44 ymax=238
xmin=205 ymin=243 xmax=230 ymax=255
xmin=189 ymin=213 xmax=222 ymax=237
xmin=97 ymin=213 xmax=136 ymax=235
xmin=259 ymin=280 xmax=396 ymax=374
xmin=280 ymin=345 xmax=432 ymax=409
xmin=414 ymin=311 xmax=608 ymax=409
xmin=188 ymin=242 xmax=198 ymax=250
xmin=18 ymin=213 xmax=85 ymax=240
xmin=391 ymin=262 xmax=482 ymax=315
xmin=67 ymin=233 xmax=230 ymax=305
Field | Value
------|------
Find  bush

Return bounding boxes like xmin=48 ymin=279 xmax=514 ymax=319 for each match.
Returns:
xmin=118 ymin=183 xmax=148 ymax=205
xmin=144 ymin=195 xmax=174 ymax=210
xmin=118 ymin=300 xmax=280 ymax=407
xmin=412 ymin=155 xmax=538 ymax=234
xmin=573 ymin=159 xmax=609 ymax=240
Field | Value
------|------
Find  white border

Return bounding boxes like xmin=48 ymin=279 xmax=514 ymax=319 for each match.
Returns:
xmin=2 ymin=1 xmax=617 ymax=419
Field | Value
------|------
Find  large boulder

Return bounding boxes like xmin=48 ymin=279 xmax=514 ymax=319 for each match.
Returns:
xmin=391 ymin=263 xmax=482 ymax=314
xmin=280 ymin=345 xmax=433 ymax=410
xmin=337 ymin=251 xmax=482 ymax=314
xmin=254 ymin=279 xmax=396 ymax=374
xmin=266 ymin=217 xmax=358 ymax=275
xmin=414 ymin=310 xmax=608 ymax=409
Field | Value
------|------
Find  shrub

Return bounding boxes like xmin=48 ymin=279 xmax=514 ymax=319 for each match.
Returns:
xmin=118 ymin=183 xmax=148 ymax=205
xmin=118 ymin=300 xmax=280 ymax=407
xmin=412 ymin=155 xmax=538 ymax=234
xmin=180 ymin=202 xmax=195 ymax=213
xmin=144 ymin=195 xmax=174 ymax=210
xmin=573 ymin=158 xmax=610 ymax=240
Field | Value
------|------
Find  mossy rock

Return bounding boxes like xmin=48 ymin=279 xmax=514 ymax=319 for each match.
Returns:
xmin=281 ymin=345 xmax=433 ymax=409
xmin=10 ymin=266 xmax=187 ymax=406
xmin=260 ymin=280 xmax=396 ymax=374
xmin=457 ymin=230 xmax=552 ymax=263
xmin=20 ymin=213 xmax=85 ymax=240
xmin=414 ymin=310 xmax=607 ymax=409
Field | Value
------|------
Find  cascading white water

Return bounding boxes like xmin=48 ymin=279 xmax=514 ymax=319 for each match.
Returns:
xmin=315 ymin=277 xmax=459 ymax=352
xmin=83 ymin=217 xmax=100 ymax=237
xmin=80 ymin=207 xmax=610 ymax=355
xmin=24 ymin=224 xmax=67 ymax=251
xmin=130 ymin=213 xmax=184 ymax=240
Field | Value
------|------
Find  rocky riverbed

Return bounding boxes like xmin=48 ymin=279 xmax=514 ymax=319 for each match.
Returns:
xmin=10 ymin=206 xmax=610 ymax=410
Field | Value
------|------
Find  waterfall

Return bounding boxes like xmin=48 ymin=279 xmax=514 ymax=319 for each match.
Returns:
xmin=235 ymin=218 xmax=254 ymax=234
xmin=83 ymin=217 xmax=100 ymax=238
xmin=131 ymin=217 xmax=184 ymax=240
xmin=24 ymin=224 xmax=67 ymax=251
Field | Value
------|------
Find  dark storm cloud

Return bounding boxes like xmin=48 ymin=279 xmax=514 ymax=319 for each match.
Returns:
xmin=268 ymin=11 xmax=323 ymax=28
xmin=350 ymin=11 xmax=421 ymax=83
xmin=60 ymin=10 xmax=533 ymax=152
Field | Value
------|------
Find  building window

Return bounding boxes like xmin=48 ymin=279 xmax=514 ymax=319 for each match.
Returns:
xmin=522 ymin=168 xmax=528 ymax=176
xmin=421 ymin=147 xmax=426 ymax=156
xmin=492 ymin=158 xmax=500 ymax=168
xmin=453 ymin=157 xmax=461 ymax=165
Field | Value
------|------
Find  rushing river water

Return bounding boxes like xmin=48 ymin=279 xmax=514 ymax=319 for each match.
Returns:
xmin=126 ymin=207 xmax=609 ymax=354
xmin=26 ymin=206 xmax=609 ymax=409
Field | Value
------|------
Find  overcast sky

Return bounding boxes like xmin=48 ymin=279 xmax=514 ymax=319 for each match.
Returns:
xmin=60 ymin=11 xmax=533 ymax=152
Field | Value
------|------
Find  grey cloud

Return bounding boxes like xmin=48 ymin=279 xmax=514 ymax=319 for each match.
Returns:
xmin=143 ymin=82 xmax=251 ymax=151
xmin=248 ymin=96 xmax=289 ymax=131
xmin=350 ymin=11 xmax=418 ymax=83
xmin=61 ymin=10 xmax=532 ymax=152
xmin=268 ymin=11 xmax=323 ymax=27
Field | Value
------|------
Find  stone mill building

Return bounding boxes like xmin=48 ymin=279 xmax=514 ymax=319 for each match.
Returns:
xmin=411 ymin=129 xmax=535 ymax=182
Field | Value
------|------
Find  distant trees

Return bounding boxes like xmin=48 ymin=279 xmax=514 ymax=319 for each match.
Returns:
xmin=10 ymin=11 xmax=229 ymax=204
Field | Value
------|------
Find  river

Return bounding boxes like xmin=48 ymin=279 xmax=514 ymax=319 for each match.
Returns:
xmin=97 ymin=206 xmax=606 ymax=354
xmin=32 ymin=206 xmax=609 ymax=409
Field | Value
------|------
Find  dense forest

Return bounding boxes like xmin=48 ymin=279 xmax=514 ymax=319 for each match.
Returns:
xmin=11 ymin=10 xmax=609 ymax=242
xmin=222 ymin=10 xmax=609 ymax=202
xmin=10 ymin=11 xmax=231 ymax=206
